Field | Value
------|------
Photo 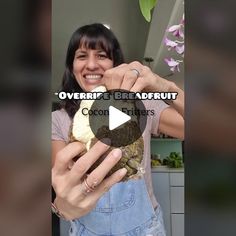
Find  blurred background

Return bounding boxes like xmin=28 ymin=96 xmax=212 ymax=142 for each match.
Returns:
xmin=185 ymin=0 xmax=236 ymax=235
xmin=0 ymin=0 xmax=51 ymax=235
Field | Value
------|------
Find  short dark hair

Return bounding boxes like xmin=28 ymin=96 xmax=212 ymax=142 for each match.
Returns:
xmin=60 ymin=23 xmax=124 ymax=118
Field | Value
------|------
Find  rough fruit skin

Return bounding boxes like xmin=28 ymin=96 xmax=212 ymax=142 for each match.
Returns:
xmin=69 ymin=85 xmax=145 ymax=181
xmin=70 ymin=121 xmax=144 ymax=181
xmin=88 ymin=122 xmax=144 ymax=181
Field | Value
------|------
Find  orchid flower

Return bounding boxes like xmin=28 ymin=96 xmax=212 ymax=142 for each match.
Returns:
xmin=164 ymin=13 xmax=184 ymax=72
xmin=164 ymin=37 xmax=178 ymax=50
xmin=168 ymin=24 xmax=184 ymax=38
xmin=164 ymin=58 xmax=181 ymax=72
xmin=164 ymin=37 xmax=184 ymax=55
xmin=176 ymin=44 xmax=184 ymax=55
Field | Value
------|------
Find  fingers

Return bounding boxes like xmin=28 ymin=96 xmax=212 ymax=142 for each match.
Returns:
xmin=69 ymin=148 xmax=123 ymax=202
xmin=85 ymin=149 xmax=123 ymax=188
xmin=120 ymin=70 xmax=139 ymax=91
xmin=104 ymin=64 xmax=127 ymax=90
xmin=53 ymin=142 xmax=85 ymax=175
xmin=89 ymin=167 xmax=127 ymax=201
xmin=130 ymin=77 xmax=146 ymax=92
xmin=104 ymin=61 xmax=147 ymax=92
xmin=70 ymin=140 xmax=110 ymax=181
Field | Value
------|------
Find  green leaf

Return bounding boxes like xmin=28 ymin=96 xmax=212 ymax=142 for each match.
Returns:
xmin=139 ymin=0 xmax=157 ymax=22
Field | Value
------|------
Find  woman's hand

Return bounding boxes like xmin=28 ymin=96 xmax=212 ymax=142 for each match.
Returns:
xmin=52 ymin=140 xmax=127 ymax=220
xmin=103 ymin=61 xmax=172 ymax=93
xmin=103 ymin=61 xmax=185 ymax=139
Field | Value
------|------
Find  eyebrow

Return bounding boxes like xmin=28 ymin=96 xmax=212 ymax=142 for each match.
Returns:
xmin=75 ymin=49 xmax=87 ymax=54
xmin=75 ymin=49 xmax=107 ymax=54
xmin=97 ymin=50 xmax=107 ymax=53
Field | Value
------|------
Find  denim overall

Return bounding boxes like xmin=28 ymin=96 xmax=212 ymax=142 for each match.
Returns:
xmin=69 ymin=178 xmax=166 ymax=236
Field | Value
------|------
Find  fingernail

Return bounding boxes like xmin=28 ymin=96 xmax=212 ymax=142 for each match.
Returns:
xmin=119 ymin=168 xmax=127 ymax=176
xmin=112 ymin=148 xmax=122 ymax=158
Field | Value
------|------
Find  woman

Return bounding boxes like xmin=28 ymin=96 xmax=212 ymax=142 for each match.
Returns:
xmin=52 ymin=23 xmax=184 ymax=235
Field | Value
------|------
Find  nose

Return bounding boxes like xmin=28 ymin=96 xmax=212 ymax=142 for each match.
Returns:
xmin=86 ymin=55 xmax=99 ymax=70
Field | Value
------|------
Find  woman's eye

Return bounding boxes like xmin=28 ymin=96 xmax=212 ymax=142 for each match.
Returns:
xmin=97 ymin=54 xmax=107 ymax=59
xmin=76 ymin=55 xmax=86 ymax=59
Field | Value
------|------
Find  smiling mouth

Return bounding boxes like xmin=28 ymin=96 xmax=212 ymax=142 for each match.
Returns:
xmin=84 ymin=74 xmax=103 ymax=80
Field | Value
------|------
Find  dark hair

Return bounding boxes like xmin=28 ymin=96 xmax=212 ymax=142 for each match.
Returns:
xmin=61 ymin=23 xmax=124 ymax=118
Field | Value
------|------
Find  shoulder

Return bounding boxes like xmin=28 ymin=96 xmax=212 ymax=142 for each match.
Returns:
xmin=52 ymin=109 xmax=72 ymax=142
xmin=52 ymin=108 xmax=70 ymax=119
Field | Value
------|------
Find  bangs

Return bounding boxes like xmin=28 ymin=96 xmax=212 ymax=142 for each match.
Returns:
xmin=67 ymin=23 xmax=124 ymax=69
xmin=79 ymin=35 xmax=113 ymax=59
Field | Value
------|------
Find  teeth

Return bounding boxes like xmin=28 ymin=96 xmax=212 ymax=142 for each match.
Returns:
xmin=85 ymin=75 xmax=102 ymax=80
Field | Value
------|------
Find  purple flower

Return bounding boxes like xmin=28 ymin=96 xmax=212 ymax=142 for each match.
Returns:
xmin=164 ymin=58 xmax=180 ymax=72
xmin=164 ymin=37 xmax=184 ymax=55
xmin=164 ymin=13 xmax=184 ymax=73
xmin=176 ymin=44 xmax=184 ymax=54
xmin=168 ymin=24 xmax=184 ymax=38
xmin=164 ymin=37 xmax=178 ymax=50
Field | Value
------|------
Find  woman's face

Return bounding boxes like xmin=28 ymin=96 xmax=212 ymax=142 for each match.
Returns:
xmin=73 ymin=46 xmax=113 ymax=92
